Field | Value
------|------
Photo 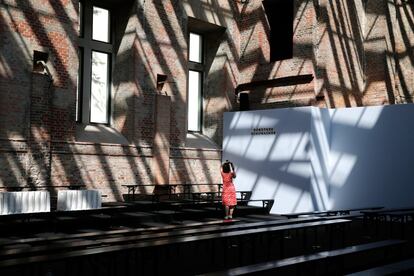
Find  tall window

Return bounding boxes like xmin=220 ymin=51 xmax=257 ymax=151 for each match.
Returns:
xmin=263 ymin=0 xmax=293 ymax=61
xmin=187 ymin=32 xmax=203 ymax=132
xmin=77 ymin=1 xmax=113 ymax=124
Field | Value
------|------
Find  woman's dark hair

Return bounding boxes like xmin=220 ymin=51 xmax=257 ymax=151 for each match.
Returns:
xmin=222 ymin=162 xmax=231 ymax=173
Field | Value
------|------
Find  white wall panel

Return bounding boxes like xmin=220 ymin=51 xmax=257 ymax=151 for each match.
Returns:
xmin=223 ymin=104 xmax=414 ymax=214
xmin=223 ymin=108 xmax=312 ymax=213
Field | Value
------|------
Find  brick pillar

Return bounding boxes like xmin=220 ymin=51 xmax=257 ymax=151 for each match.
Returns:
xmin=27 ymin=73 xmax=52 ymax=187
xmin=152 ymin=94 xmax=171 ymax=185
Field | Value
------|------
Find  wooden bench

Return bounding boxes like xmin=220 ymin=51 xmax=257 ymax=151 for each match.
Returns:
xmin=361 ymin=207 xmax=414 ymax=221
xmin=384 ymin=210 xmax=414 ymax=224
xmin=200 ymin=239 xmax=406 ymax=275
xmin=282 ymin=210 xmax=327 ymax=218
xmin=175 ymin=183 xmax=223 ymax=194
xmin=333 ymin=206 xmax=383 ymax=215
xmin=121 ymin=184 xmax=174 ymax=201
xmin=160 ymin=198 xmax=274 ymax=214
xmin=381 ymin=210 xmax=414 ymax=238
xmin=167 ymin=191 xmax=252 ymax=201
xmin=122 ymin=183 xmax=224 ymax=201
xmin=283 ymin=206 xmax=383 ymax=219
xmin=0 ymin=219 xmax=240 ymax=247
xmin=361 ymin=207 xmax=414 ymax=237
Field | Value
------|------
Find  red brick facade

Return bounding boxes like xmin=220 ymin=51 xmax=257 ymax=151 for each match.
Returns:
xmin=0 ymin=0 xmax=412 ymax=201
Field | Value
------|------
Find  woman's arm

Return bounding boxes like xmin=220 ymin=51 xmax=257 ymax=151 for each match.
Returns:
xmin=230 ymin=162 xmax=236 ymax=178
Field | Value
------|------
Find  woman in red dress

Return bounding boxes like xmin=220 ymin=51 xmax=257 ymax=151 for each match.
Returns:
xmin=221 ymin=160 xmax=237 ymax=219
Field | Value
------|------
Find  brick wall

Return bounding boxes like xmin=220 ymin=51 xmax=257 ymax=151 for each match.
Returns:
xmin=50 ymin=141 xmax=153 ymax=202
xmin=239 ymin=0 xmax=413 ymax=108
xmin=0 ymin=0 xmax=412 ymax=201
xmin=169 ymin=147 xmax=222 ymax=189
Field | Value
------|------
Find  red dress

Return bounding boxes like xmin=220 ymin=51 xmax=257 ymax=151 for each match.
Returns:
xmin=221 ymin=172 xmax=237 ymax=206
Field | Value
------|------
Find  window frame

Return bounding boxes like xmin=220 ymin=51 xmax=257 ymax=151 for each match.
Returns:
xmin=187 ymin=69 xmax=204 ymax=132
xmin=188 ymin=32 xmax=204 ymax=64
xmin=187 ymin=32 xmax=205 ymax=133
xmin=77 ymin=0 xmax=114 ymax=125
xmin=91 ymin=6 xmax=112 ymax=44
xmin=89 ymin=50 xmax=112 ymax=124
xmin=262 ymin=0 xmax=294 ymax=62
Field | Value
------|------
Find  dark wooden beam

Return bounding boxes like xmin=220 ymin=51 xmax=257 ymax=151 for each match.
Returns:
xmin=235 ymin=74 xmax=314 ymax=94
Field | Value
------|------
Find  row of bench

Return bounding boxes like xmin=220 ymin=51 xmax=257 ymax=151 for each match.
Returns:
xmin=0 ymin=197 xmax=274 ymax=236
xmin=280 ymin=206 xmax=414 ymax=240
xmin=148 ymin=191 xmax=252 ymax=205
xmin=0 ymin=214 xmax=410 ymax=275
xmin=200 ymin=239 xmax=408 ymax=275
xmin=199 ymin=207 xmax=414 ymax=275
xmin=281 ymin=206 xmax=384 ymax=218
xmin=122 ymin=183 xmax=232 ymax=203
xmin=360 ymin=207 xmax=414 ymax=238
xmin=0 ymin=216 xmax=351 ymax=273
xmin=120 ymin=185 xmax=274 ymax=214
xmin=361 ymin=206 xmax=414 ymax=223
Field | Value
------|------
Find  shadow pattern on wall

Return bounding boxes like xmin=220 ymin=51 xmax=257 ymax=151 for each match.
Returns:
xmin=223 ymin=105 xmax=414 ymax=214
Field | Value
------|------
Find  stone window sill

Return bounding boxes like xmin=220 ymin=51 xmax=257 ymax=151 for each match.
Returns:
xmin=185 ymin=132 xmax=219 ymax=150
xmin=75 ymin=124 xmax=129 ymax=145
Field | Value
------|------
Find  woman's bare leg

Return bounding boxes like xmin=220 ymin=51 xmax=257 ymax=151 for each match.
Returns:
xmin=229 ymin=206 xmax=235 ymax=218
xmin=224 ymin=206 xmax=229 ymax=218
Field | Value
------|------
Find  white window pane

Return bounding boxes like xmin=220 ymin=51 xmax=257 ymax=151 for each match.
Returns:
xmin=92 ymin=7 xmax=110 ymax=42
xmin=188 ymin=70 xmax=201 ymax=131
xmin=78 ymin=2 xmax=82 ymax=35
xmin=189 ymin=33 xmax=202 ymax=63
xmin=90 ymin=51 xmax=109 ymax=124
